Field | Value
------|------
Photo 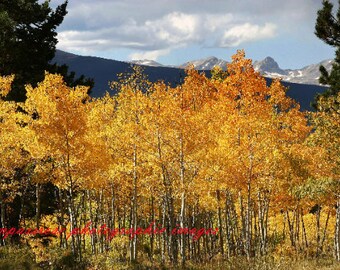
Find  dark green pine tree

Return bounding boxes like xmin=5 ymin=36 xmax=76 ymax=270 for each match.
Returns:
xmin=0 ymin=0 xmax=66 ymax=101
xmin=0 ymin=0 xmax=94 ymax=101
xmin=315 ymin=0 xmax=340 ymax=98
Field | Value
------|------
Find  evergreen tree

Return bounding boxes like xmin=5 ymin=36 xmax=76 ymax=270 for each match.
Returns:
xmin=315 ymin=0 xmax=340 ymax=98
xmin=315 ymin=3 xmax=340 ymax=259
xmin=0 ymin=0 xmax=94 ymax=101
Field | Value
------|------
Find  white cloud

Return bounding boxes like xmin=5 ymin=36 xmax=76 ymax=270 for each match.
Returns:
xmin=204 ymin=14 xmax=234 ymax=32
xmin=144 ymin=12 xmax=202 ymax=45
xmin=57 ymin=12 xmax=201 ymax=55
xmin=56 ymin=0 xmax=330 ymax=61
xmin=219 ymin=23 xmax=277 ymax=47
xmin=57 ymin=10 xmax=278 ymax=60
xmin=129 ymin=49 xmax=171 ymax=61
xmin=50 ymin=0 xmax=335 ymax=68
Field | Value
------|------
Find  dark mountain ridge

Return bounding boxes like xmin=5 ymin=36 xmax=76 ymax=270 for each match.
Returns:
xmin=52 ymin=50 xmax=328 ymax=111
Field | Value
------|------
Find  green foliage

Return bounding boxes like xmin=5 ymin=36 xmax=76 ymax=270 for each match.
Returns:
xmin=315 ymin=0 xmax=340 ymax=47
xmin=315 ymin=0 xmax=340 ymax=101
xmin=0 ymin=0 xmax=94 ymax=101
xmin=0 ymin=0 xmax=68 ymax=101
xmin=210 ymin=66 xmax=228 ymax=82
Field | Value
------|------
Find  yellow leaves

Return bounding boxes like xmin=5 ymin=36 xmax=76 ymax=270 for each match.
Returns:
xmin=180 ymin=67 xmax=217 ymax=111
xmin=307 ymin=92 xmax=340 ymax=188
xmin=25 ymin=73 xmax=89 ymax=120
xmin=110 ymin=65 xmax=152 ymax=94
xmin=1 ymin=55 xmax=339 ymax=262
xmin=268 ymin=79 xmax=293 ymax=111
xmin=23 ymin=73 xmax=99 ymax=188
xmin=0 ymin=74 xmax=14 ymax=98
xmin=0 ymin=52 xmax=334 ymax=230
xmin=0 ymin=75 xmax=30 ymax=179
xmin=202 ymin=51 xmax=315 ymax=207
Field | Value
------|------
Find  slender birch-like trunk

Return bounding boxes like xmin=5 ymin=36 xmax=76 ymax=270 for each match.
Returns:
xmin=130 ymin=144 xmax=138 ymax=262
xmin=179 ymin=134 xmax=186 ymax=266
xmin=216 ymin=190 xmax=224 ymax=256
xmin=334 ymin=197 xmax=340 ymax=261
xmin=35 ymin=183 xmax=41 ymax=229
xmin=0 ymin=191 xmax=6 ymax=246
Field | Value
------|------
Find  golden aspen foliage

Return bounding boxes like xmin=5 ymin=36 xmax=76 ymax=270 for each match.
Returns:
xmin=0 ymin=75 xmax=15 ymax=98
xmin=0 ymin=75 xmax=30 ymax=200
xmin=1 ymin=51 xmax=339 ymax=266
xmin=24 ymin=73 xmax=90 ymax=188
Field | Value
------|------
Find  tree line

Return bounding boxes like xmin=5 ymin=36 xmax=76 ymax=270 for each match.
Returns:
xmin=0 ymin=51 xmax=339 ymax=266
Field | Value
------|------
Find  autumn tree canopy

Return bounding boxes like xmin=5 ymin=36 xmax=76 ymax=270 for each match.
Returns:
xmin=0 ymin=51 xmax=339 ymax=267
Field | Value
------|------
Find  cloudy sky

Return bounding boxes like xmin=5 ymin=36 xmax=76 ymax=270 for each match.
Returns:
xmin=51 ymin=0 xmax=336 ymax=69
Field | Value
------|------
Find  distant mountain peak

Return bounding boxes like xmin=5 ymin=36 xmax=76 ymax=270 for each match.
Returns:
xmin=263 ymin=56 xmax=276 ymax=62
xmin=205 ymin=56 xmax=218 ymax=61
xmin=253 ymin=57 xmax=287 ymax=75
xmin=129 ymin=59 xmax=163 ymax=67
xmin=54 ymin=49 xmax=333 ymax=87
xmin=51 ymin=49 xmax=328 ymax=111
xmin=261 ymin=56 xmax=280 ymax=69
xmin=179 ymin=56 xmax=228 ymax=70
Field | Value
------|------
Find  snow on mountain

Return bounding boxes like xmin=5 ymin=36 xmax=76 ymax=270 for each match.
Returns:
xmin=129 ymin=59 xmax=163 ymax=67
xmin=177 ymin=55 xmax=333 ymax=86
xmin=125 ymin=55 xmax=333 ymax=86
xmin=179 ymin=56 xmax=228 ymax=70
xmin=253 ymin=57 xmax=288 ymax=75
xmin=254 ymin=57 xmax=333 ymax=85
xmin=283 ymin=59 xmax=333 ymax=85
xmin=52 ymin=50 xmax=328 ymax=111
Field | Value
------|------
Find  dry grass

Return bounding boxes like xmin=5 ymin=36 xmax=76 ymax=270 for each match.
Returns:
xmin=1 ymin=245 xmax=339 ymax=270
